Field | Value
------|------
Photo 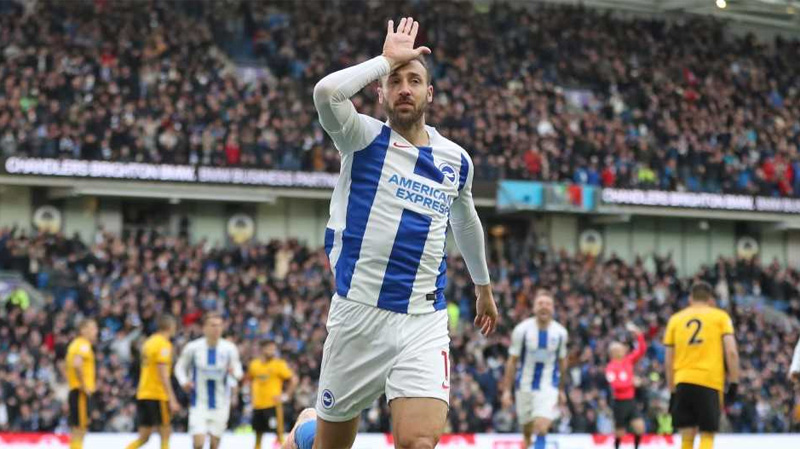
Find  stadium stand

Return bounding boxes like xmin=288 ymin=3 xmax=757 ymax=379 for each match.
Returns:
xmin=1 ymin=228 xmax=797 ymax=433
xmin=3 ymin=1 xmax=800 ymax=195
xmin=2 ymin=0 xmax=800 ymax=444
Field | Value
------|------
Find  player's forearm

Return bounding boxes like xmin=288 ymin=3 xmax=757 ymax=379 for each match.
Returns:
xmin=286 ymin=376 xmax=299 ymax=397
xmin=174 ymin=349 xmax=190 ymax=386
xmin=726 ymin=351 xmax=740 ymax=383
xmin=632 ymin=333 xmax=647 ymax=361
xmin=450 ymin=200 xmax=490 ymax=285
xmin=313 ymin=56 xmax=390 ymax=132
xmin=558 ymin=358 xmax=568 ymax=390
xmin=174 ymin=363 xmax=188 ymax=386
xmin=74 ymin=364 xmax=87 ymax=391
xmin=158 ymin=364 xmax=177 ymax=402
xmin=664 ymin=348 xmax=675 ymax=390
xmin=234 ymin=363 xmax=244 ymax=381
xmin=502 ymin=358 xmax=517 ymax=393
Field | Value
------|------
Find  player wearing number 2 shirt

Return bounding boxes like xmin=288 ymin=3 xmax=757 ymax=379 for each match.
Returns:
xmin=312 ymin=16 xmax=497 ymax=449
xmin=664 ymin=281 xmax=740 ymax=449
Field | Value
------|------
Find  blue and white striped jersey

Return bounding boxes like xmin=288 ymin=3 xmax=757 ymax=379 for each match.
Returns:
xmin=175 ymin=338 xmax=243 ymax=411
xmin=314 ymin=56 xmax=490 ymax=315
xmin=509 ymin=318 xmax=568 ymax=392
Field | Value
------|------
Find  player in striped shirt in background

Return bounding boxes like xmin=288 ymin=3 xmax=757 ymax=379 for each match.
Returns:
xmin=175 ymin=312 xmax=244 ymax=449
xmin=606 ymin=323 xmax=647 ymax=449
xmin=502 ymin=291 xmax=568 ymax=449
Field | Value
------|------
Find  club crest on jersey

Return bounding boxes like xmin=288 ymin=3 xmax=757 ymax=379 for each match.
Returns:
xmin=321 ymin=389 xmax=335 ymax=409
xmin=439 ymin=163 xmax=457 ymax=185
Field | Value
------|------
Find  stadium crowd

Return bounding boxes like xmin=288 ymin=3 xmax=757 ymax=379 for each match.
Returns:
xmin=0 ymin=227 xmax=798 ymax=434
xmin=4 ymin=1 xmax=800 ymax=196
xmin=0 ymin=0 xmax=800 ymax=196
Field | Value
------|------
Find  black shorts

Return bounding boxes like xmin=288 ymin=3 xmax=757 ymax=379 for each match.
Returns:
xmin=671 ymin=383 xmax=721 ymax=432
xmin=252 ymin=407 xmax=278 ymax=433
xmin=612 ymin=399 xmax=640 ymax=428
xmin=136 ymin=399 xmax=171 ymax=428
xmin=68 ymin=389 xmax=91 ymax=429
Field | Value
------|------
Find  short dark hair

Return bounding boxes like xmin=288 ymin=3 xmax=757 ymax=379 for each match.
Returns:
xmin=158 ymin=314 xmax=177 ymax=331
xmin=203 ymin=311 xmax=223 ymax=324
xmin=690 ymin=281 xmax=714 ymax=302
xmin=261 ymin=340 xmax=276 ymax=348
xmin=382 ymin=56 xmax=432 ymax=85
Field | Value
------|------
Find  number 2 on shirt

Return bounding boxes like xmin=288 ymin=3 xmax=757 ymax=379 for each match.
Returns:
xmin=686 ymin=318 xmax=704 ymax=345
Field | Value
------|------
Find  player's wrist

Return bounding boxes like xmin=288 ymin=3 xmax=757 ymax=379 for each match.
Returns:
xmin=380 ymin=54 xmax=401 ymax=72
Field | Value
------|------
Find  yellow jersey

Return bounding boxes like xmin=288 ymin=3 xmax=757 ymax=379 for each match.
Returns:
xmin=136 ymin=334 xmax=173 ymax=401
xmin=248 ymin=358 xmax=293 ymax=410
xmin=66 ymin=336 xmax=95 ymax=391
xmin=664 ymin=304 xmax=734 ymax=392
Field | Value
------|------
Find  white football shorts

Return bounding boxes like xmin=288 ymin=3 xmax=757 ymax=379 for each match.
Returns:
xmin=516 ymin=389 xmax=560 ymax=424
xmin=315 ymin=298 xmax=450 ymax=422
xmin=188 ymin=407 xmax=229 ymax=437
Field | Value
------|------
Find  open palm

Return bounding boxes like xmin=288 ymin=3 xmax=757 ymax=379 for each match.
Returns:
xmin=383 ymin=17 xmax=431 ymax=70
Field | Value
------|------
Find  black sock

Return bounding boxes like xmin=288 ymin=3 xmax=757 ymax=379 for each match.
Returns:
xmin=615 ymin=436 xmax=621 ymax=449
xmin=634 ymin=434 xmax=642 ymax=449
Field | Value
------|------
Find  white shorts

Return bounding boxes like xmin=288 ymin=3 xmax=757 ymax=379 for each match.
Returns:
xmin=188 ymin=407 xmax=229 ymax=437
xmin=316 ymin=298 xmax=450 ymax=422
xmin=516 ymin=389 xmax=560 ymax=424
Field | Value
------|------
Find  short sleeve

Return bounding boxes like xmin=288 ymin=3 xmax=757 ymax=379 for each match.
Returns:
xmin=156 ymin=342 xmax=172 ymax=364
xmin=509 ymin=325 xmax=525 ymax=357
xmin=663 ymin=317 xmax=676 ymax=346
xmin=78 ymin=342 xmax=92 ymax=357
xmin=720 ymin=312 xmax=734 ymax=335
xmin=247 ymin=361 xmax=256 ymax=377
xmin=279 ymin=361 xmax=294 ymax=380
xmin=559 ymin=329 xmax=568 ymax=359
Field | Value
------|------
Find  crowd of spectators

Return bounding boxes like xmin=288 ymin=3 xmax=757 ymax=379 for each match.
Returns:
xmin=1 ymin=227 xmax=798 ymax=434
xmin=4 ymin=1 xmax=800 ymax=196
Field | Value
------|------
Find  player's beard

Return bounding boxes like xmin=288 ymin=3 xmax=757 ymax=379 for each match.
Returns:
xmin=386 ymin=98 xmax=427 ymax=130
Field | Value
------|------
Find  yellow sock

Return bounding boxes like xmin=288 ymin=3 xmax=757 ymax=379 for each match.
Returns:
xmin=681 ymin=434 xmax=694 ymax=449
xmin=161 ymin=439 xmax=169 ymax=449
xmin=69 ymin=438 xmax=83 ymax=449
xmin=699 ymin=433 xmax=714 ymax=449
xmin=255 ymin=433 xmax=262 ymax=449
xmin=125 ymin=439 xmax=146 ymax=449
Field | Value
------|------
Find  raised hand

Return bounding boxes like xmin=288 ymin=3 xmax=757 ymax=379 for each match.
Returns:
xmin=382 ymin=17 xmax=431 ymax=71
